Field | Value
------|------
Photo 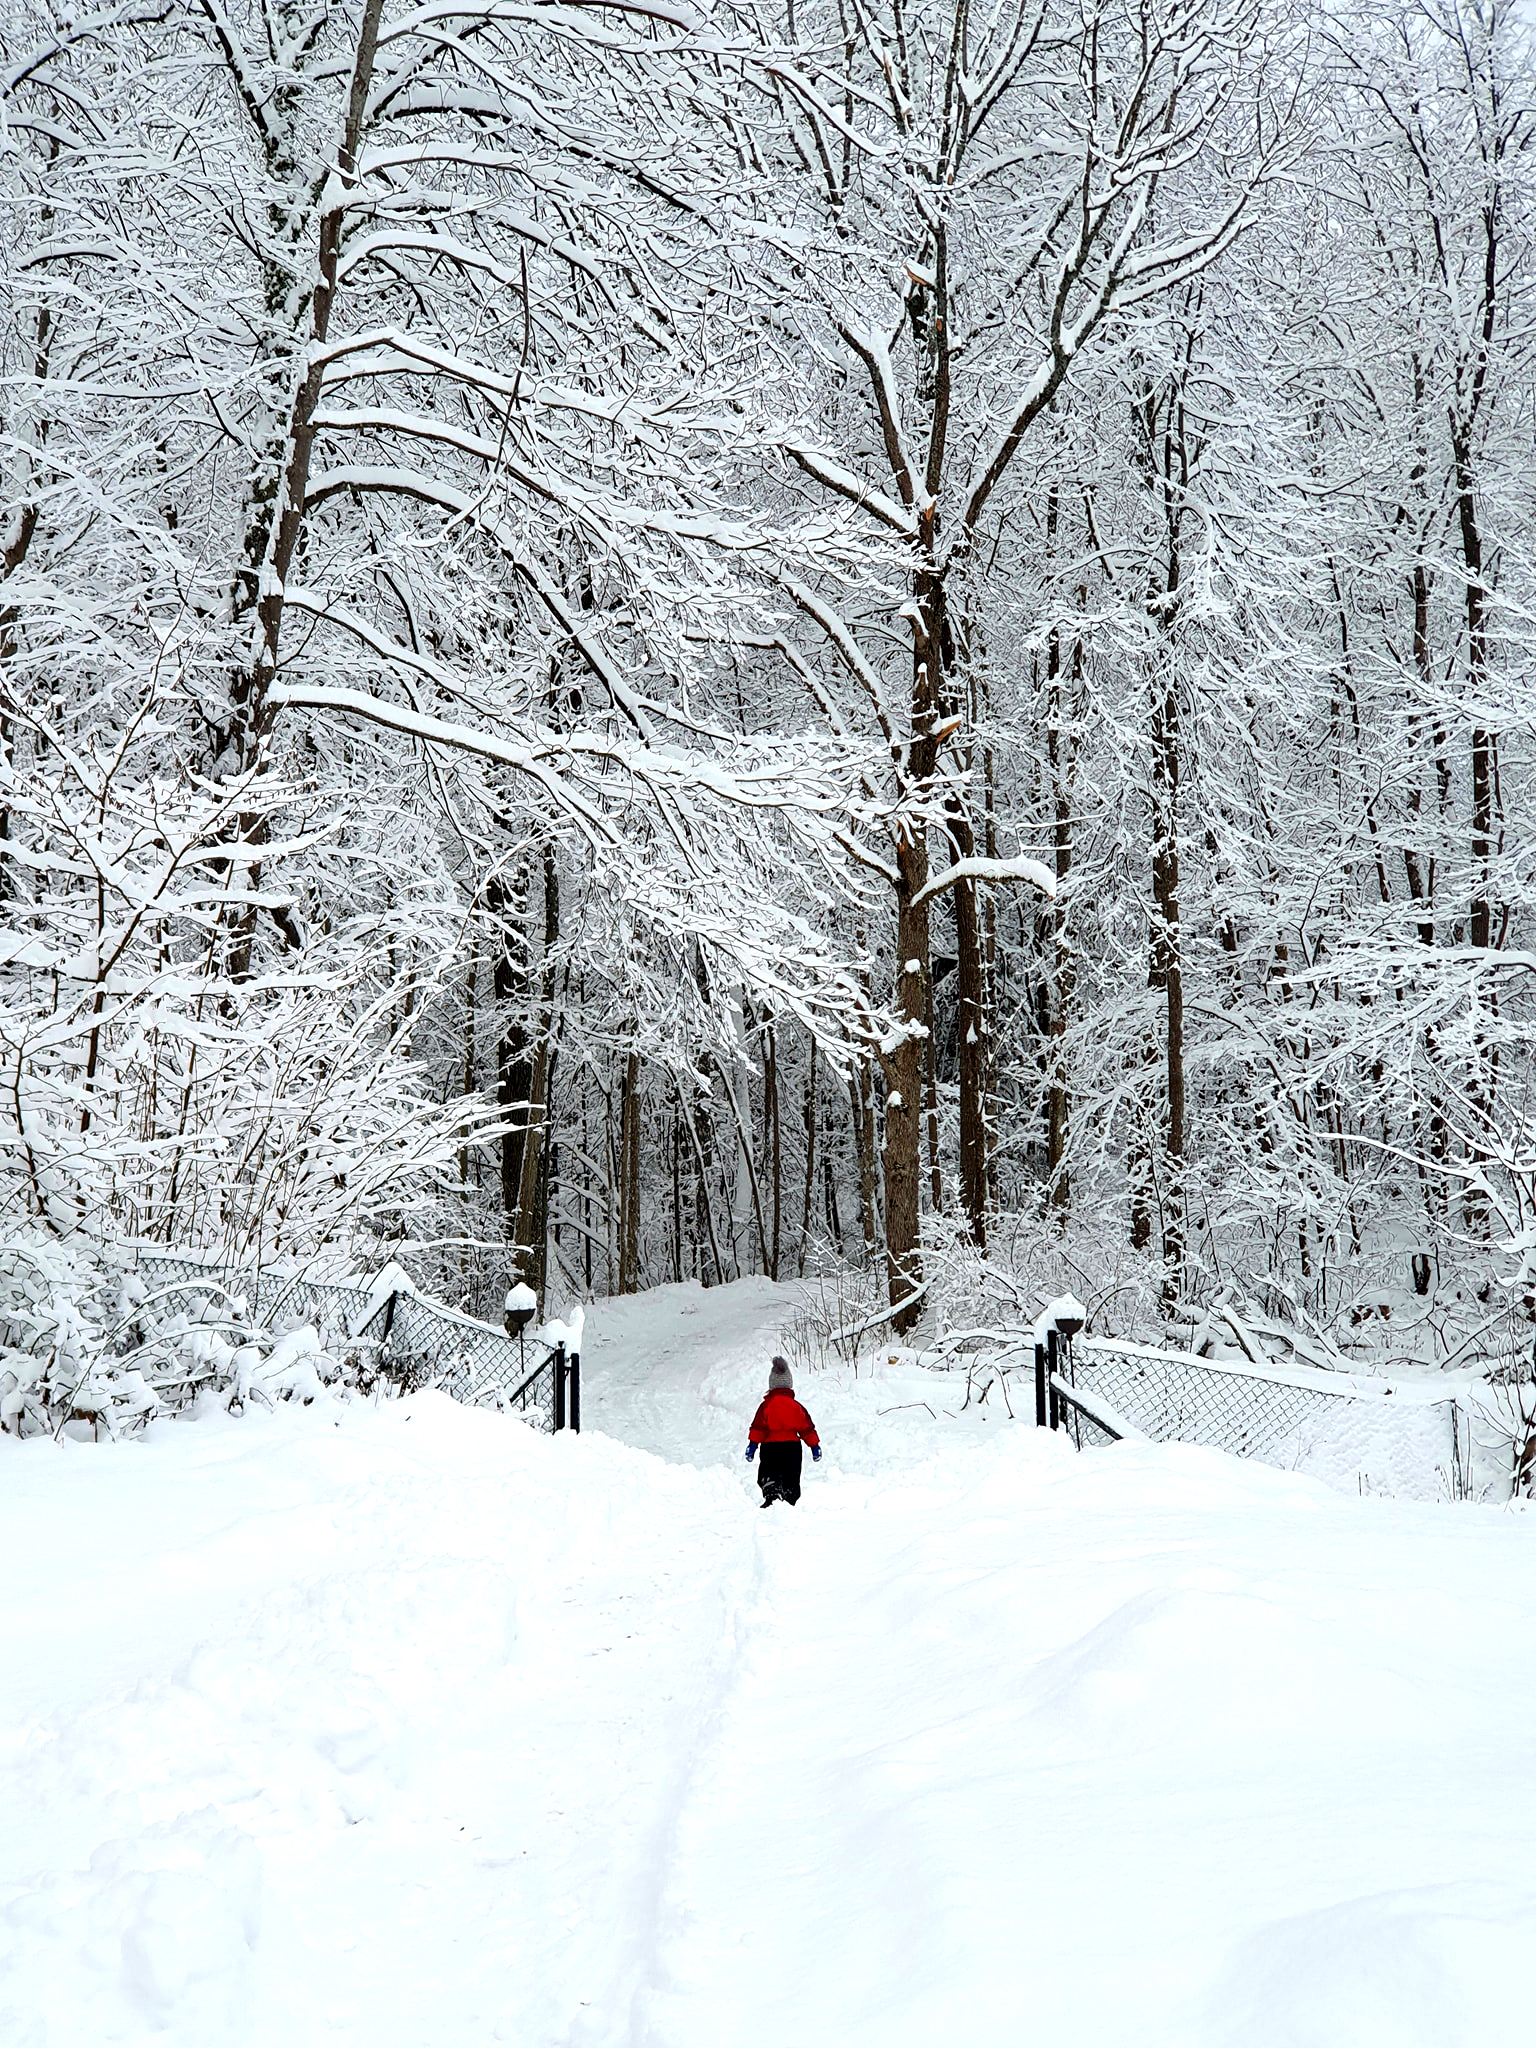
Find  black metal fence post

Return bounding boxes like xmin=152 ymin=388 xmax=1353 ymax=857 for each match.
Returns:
xmin=553 ymin=1341 xmax=567 ymax=1431
xmin=1035 ymin=1342 xmax=1047 ymax=1427
xmin=1047 ymin=1327 xmax=1060 ymax=1430
xmin=569 ymin=1351 xmax=580 ymax=1434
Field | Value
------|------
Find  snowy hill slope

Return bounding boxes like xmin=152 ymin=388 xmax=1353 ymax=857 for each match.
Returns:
xmin=4 ymin=1280 xmax=1535 ymax=2047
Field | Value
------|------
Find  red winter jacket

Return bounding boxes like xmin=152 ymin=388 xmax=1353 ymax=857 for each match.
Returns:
xmin=748 ymin=1388 xmax=820 ymax=1448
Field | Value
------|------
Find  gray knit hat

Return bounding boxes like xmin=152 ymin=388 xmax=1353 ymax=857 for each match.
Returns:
xmin=768 ymin=1356 xmax=794 ymax=1392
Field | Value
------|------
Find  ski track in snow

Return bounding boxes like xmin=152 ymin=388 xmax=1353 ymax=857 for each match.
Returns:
xmin=4 ymin=1276 xmax=1536 ymax=2047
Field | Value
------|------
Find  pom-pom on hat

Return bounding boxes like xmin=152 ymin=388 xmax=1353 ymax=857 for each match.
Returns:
xmin=768 ymin=1357 xmax=794 ymax=1391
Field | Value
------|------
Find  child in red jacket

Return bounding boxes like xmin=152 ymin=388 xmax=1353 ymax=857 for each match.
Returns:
xmin=745 ymin=1357 xmax=821 ymax=1506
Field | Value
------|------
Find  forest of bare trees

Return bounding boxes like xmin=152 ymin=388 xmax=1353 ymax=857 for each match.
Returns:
xmin=4 ymin=0 xmax=1534 ymax=1366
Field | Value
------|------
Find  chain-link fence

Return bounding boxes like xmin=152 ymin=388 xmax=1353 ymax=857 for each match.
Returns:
xmin=382 ymin=1289 xmax=571 ymax=1424
xmin=132 ymin=1253 xmax=574 ymax=1432
xmin=394 ymin=1245 xmax=521 ymax=1328
xmin=132 ymin=1255 xmax=375 ymax=1344
xmin=1039 ymin=1332 xmax=1463 ymax=1496
xmin=1072 ymin=1337 xmax=1367 ymax=1462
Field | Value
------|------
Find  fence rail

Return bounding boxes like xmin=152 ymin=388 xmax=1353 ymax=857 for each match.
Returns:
xmin=1049 ymin=1371 xmax=1144 ymax=1450
xmin=132 ymin=1253 xmax=579 ymax=1433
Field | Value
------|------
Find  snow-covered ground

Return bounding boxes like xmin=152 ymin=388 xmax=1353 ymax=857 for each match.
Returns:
xmin=578 ymin=1275 xmax=1019 ymax=1468
xmin=5 ymin=1278 xmax=1534 ymax=2046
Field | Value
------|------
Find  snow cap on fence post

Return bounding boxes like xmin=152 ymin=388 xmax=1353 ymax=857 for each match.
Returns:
xmin=504 ymin=1281 xmax=538 ymax=1385
xmin=539 ymin=1305 xmax=584 ymax=1352
xmin=1035 ymin=1293 xmax=1087 ymax=1344
xmin=360 ymin=1261 xmax=416 ymax=1322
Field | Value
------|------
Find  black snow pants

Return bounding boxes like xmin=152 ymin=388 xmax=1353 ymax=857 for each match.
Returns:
xmin=757 ymin=1440 xmax=803 ymax=1506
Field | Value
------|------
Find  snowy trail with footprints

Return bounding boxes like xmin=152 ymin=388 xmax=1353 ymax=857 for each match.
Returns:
xmin=5 ymin=1278 xmax=1536 ymax=2047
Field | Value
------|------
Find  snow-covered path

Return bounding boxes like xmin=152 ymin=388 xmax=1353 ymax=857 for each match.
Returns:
xmin=5 ymin=1279 xmax=1536 ymax=2047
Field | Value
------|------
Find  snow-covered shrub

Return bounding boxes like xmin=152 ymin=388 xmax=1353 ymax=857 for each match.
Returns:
xmin=781 ymin=1265 xmax=888 ymax=1377
xmin=0 ymin=1237 xmax=370 ymax=1441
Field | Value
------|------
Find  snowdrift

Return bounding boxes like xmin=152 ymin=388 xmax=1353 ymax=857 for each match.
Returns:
xmin=4 ymin=1328 xmax=1534 ymax=2047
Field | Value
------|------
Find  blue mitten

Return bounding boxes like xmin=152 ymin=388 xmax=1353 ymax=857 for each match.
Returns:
xmin=811 ymin=1445 xmax=823 ymax=1462
xmin=744 ymin=1443 xmax=757 ymax=1461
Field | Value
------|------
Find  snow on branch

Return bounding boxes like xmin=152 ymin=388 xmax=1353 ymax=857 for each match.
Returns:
xmin=914 ymin=855 xmax=1056 ymax=905
xmin=782 ymin=443 xmax=918 ymax=534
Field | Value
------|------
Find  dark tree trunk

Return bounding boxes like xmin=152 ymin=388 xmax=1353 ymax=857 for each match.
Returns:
xmin=672 ymin=1112 xmax=684 ymax=1285
xmin=1133 ymin=358 xmax=1191 ymax=1310
xmin=617 ymin=1051 xmax=641 ymax=1293
xmin=946 ymin=801 xmax=987 ymax=1247
xmin=511 ymin=842 xmax=560 ymax=1294
xmin=799 ymin=1037 xmax=818 ymax=1275
xmin=1043 ymin=555 xmax=1080 ymax=1214
xmin=223 ymin=0 xmax=387 ymax=979
xmin=882 ymin=827 xmax=931 ymax=1331
xmin=682 ymin=1079 xmax=725 ymax=1287
xmin=1150 ymin=661 xmax=1186 ymax=1307
xmin=458 ymin=955 xmax=479 ymax=1192
xmin=981 ymin=743 xmax=1001 ymax=1213
xmin=880 ymin=554 xmax=945 ymax=1333
xmin=849 ymin=1061 xmax=879 ymax=1267
xmin=923 ymin=952 xmax=942 ymax=1214
xmin=1129 ymin=1046 xmax=1156 ymax=1255
xmin=1455 ymin=424 xmax=1498 ymax=1234
xmin=487 ymin=865 xmax=533 ymax=1238
xmin=764 ymin=1022 xmax=781 ymax=1279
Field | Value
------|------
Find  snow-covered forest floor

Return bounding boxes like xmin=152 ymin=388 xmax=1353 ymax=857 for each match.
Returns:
xmin=5 ymin=1280 xmax=1533 ymax=2048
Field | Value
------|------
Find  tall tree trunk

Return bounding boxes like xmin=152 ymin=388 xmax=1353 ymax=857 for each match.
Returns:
xmin=881 ymin=552 xmax=944 ymax=1332
xmin=580 ymin=1026 xmax=594 ymax=1293
xmin=718 ymin=1049 xmax=770 ymax=1276
xmin=487 ymin=864 xmax=532 ymax=1239
xmin=799 ymin=1038 xmax=818 ymax=1276
xmin=616 ymin=1050 xmax=641 ymax=1294
xmin=923 ymin=956 xmax=943 ymax=1215
xmin=225 ymin=0 xmax=387 ymax=977
xmin=946 ymin=801 xmax=987 ymax=1246
xmin=0 ymin=297 xmax=46 ymax=906
xmin=1403 ymin=494 xmax=1452 ymax=1246
xmin=1459 ymin=446 xmax=1496 ymax=959
xmin=1044 ymin=549 xmax=1080 ymax=1214
xmin=981 ymin=742 xmax=1001 ymax=1213
xmin=1150 ymin=657 xmax=1186 ymax=1309
xmin=1129 ymin=1041 xmax=1156 ymax=1253
xmin=511 ymin=842 xmax=560 ymax=1293
xmin=671 ymin=1112 xmax=684 ymax=1285
xmin=763 ymin=1021 xmax=781 ymax=1279
xmin=849 ymin=1061 xmax=879 ymax=1267
xmin=1135 ymin=361 xmax=1191 ymax=1311
xmin=458 ymin=955 xmax=479 ymax=1192
xmin=882 ymin=829 xmax=931 ymax=1330
xmin=682 ymin=1079 xmax=725 ymax=1287
xmin=1456 ymin=425 xmax=1499 ymax=1235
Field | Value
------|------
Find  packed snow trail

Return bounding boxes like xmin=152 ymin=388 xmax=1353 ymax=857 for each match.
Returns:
xmin=4 ymin=1279 xmax=1535 ymax=2047
xmin=578 ymin=1276 xmax=1019 ymax=1471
